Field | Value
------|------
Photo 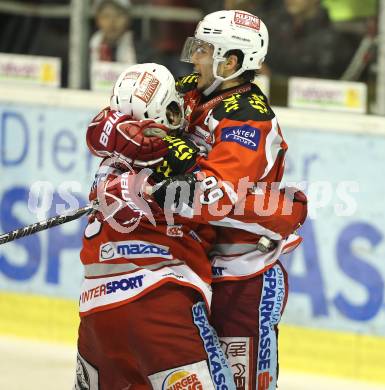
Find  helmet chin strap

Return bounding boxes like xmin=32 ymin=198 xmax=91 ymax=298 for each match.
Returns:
xmin=202 ymin=59 xmax=245 ymax=96
xmin=203 ymin=78 xmax=222 ymax=96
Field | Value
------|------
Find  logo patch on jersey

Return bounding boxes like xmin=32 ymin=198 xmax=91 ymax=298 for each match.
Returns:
xmin=212 ymin=266 xmax=226 ymax=276
xmin=166 ymin=225 xmax=183 ymax=237
xmin=188 ymin=230 xmax=202 ymax=243
xmin=134 ymin=71 xmax=160 ymax=103
xmin=221 ymin=125 xmax=260 ymax=151
xmin=220 ymin=337 xmax=250 ymax=390
xmin=149 ymin=361 xmax=212 ymax=390
xmin=99 ymin=241 xmax=172 ymax=261
xmin=234 ymin=11 xmax=261 ymax=30
xmin=162 ymin=369 xmax=203 ymax=390
xmin=100 ymin=243 xmax=114 ymax=260
xmin=80 ymin=275 xmax=145 ymax=304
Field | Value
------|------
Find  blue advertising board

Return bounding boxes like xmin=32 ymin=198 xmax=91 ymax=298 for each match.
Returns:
xmin=0 ymin=103 xmax=98 ymax=298
xmin=1 ymin=102 xmax=385 ymax=338
xmin=282 ymin=126 xmax=385 ymax=336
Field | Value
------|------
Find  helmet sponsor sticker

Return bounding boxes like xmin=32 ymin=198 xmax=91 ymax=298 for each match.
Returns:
xmin=99 ymin=240 xmax=172 ymax=261
xmin=234 ymin=12 xmax=261 ymax=31
xmin=221 ymin=125 xmax=260 ymax=151
xmin=135 ymin=71 xmax=160 ymax=103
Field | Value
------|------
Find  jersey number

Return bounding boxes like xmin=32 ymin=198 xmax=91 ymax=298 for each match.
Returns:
xmin=199 ymin=176 xmax=224 ymax=205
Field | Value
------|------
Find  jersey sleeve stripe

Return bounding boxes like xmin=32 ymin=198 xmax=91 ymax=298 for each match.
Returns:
xmin=261 ymin=117 xmax=282 ymax=179
xmin=209 ymin=217 xmax=282 ymax=239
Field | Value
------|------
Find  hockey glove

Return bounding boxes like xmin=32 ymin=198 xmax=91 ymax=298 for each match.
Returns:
xmin=175 ymin=73 xmax=198 ymax=94
xmin=152 ymin=173 xmax=198 ymax=212
xmin=92 ymin=168 xmax=161 ymax=227
xmin=86 ymin=108 xmax=171 ymax=167
xmin=152 ymin=135 xmax=199 ymax=182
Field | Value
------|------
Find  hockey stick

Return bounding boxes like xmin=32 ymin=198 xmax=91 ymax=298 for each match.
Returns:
xmin=0 ymin=204 xmax=95 ymax=245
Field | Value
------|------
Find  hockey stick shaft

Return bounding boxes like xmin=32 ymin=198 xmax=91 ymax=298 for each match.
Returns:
xmin=0 ymin=204 xmax=94 ymax=245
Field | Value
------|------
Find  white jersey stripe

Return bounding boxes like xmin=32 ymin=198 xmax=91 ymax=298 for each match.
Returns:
xmin=211 ymin=234 xmax=301 ymax=280
xmin=210 ymin=243 xmax=260 ymax=256
xmin=209 ymin=217 xmax=282 ymax=240
xmin=79 ymin=263 xmax=212 ymax=315
xmin=261 ymin=116 xmax=282 ymax=179
xmin=84 ymin=259 xmax=184 ymax=278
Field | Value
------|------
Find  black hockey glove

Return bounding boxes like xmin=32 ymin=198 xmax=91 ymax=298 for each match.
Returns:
xmin=152 ymin=173 xmax=197 ymax=212
xmin=175 ymin=73 xmax=198 ymax=94
xmin=152 ymin=135 xmax=199 ymax=182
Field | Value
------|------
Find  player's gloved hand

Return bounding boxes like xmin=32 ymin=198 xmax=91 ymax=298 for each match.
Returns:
xmin=276 ymin=186 xmax=308 ymax=235
xmin=115 ymin=120 xmax=171 ymax=166
xmin=175 ymin=73 xmax=198 ymax=94
xmin=93 ymin=168 xmax=162 ymax=228
xmin=87 ymin=161 xmax=123 ymax=224
xmin=87 ymin=108 xmax=171 ymax=167
xmin=288 ymin=187 xmax=308 ymax=228
xmin=153 ymin=135 xmax=199 ymax=181
xmin=152 ymin=173 xmax=198 ymax=212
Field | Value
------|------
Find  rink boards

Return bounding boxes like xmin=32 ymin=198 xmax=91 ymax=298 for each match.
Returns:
xmin=1 ymin=86 xmax=385 ymax=384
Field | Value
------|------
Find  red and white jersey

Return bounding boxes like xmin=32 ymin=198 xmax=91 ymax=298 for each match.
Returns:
xmin=210 ymin=230 xmax=301 ymax=281
xmin=182 ymin=82 xmax=288 ymax=224
xmin=79 ymin=216 xmax=215 ymax=317
xmin=180 ymin=81 xmax=302 ymax=280
xmin=208 ymin=186 xmax=305 ymax=281
xmin=84 ymin=91 xmax=305 ymax=285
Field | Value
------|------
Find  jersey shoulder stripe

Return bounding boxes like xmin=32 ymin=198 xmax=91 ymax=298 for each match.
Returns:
xmin=213 ymin=84 xmax=275 ymax=122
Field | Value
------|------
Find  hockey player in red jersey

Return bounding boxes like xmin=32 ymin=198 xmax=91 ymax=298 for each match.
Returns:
xmin=75 ymin=63 xmax=235 ymax=390
xmin=173 ymin=11 xmax=298 ymax=389
xmin=175 ymin=11 xmax=303 ymax=389
xmin=85 ymin=31 xmax=307 ymax=387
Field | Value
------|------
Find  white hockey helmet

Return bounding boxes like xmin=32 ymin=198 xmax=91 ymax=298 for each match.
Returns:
xmin=110 ymin=63 xmax=184 ymax=130
xmin=180 ymin=10 xmax=269 ymax=94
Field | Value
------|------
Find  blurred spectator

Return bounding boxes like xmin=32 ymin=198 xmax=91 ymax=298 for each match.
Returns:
xmin=222 ymin=0 xmax=280 ymax=19
xmin=263 ymin=0 xmax=357 ymax=79
xmin=0 ymin=0 xmax=70 ymax=86
xmin=198 ymin=0 xmax=225 ymax=14
xmin=90 ymin=0 xmax=136 ymax=63
xmin=149 ymin=0 xmax=197 ymax=77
